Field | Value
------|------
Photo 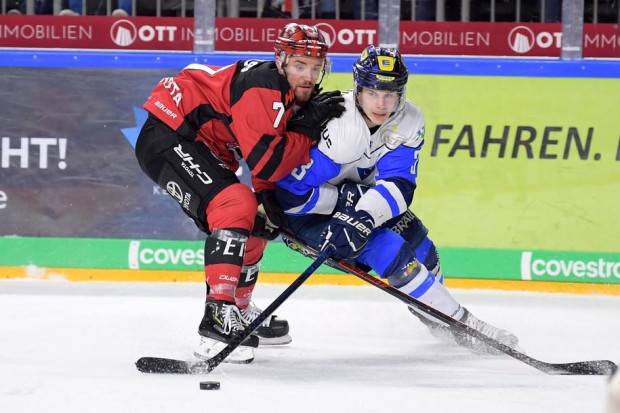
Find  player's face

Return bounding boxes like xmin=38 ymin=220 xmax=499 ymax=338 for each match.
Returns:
xmin=357 ymin=87 xmax=400 ymax=127
xmin=284 ymin=56 xmax=325 ymax=103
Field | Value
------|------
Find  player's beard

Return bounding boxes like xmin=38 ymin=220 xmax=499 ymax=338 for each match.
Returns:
xmin=294 ymin=84 xmax=314 ymax=103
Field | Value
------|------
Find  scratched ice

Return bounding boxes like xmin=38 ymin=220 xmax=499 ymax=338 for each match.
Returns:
xmin=0 ymin=279 xmax=618 ymax=413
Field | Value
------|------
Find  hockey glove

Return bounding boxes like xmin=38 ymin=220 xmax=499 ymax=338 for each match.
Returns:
xmin=252 ymin=190 xmax=285 ymax=241
xmin=336 ymin=182 xmax=370 ymax=210
xmin=287 ymin=90 xmax=345 ymax=143
xmin=321 ymin=206 xmax=375 ymax=259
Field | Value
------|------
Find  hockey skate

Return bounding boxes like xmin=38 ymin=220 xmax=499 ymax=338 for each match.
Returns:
xmin=451 ymin=307 xmax=519 ymax=355
xmin=407 ymin=306 xmax=454 ymax=341
xmin=195 ymin=298 xmax=259 ymax=364
xmin=241 ymin=302 xmax=292 ymax=345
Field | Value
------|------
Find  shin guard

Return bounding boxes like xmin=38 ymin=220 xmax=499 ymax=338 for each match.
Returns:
xmin=204 ymin=229 xmax=248 ymax=303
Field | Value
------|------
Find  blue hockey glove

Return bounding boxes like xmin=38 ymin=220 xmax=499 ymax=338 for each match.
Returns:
xmin=336 ymin=182 xmax=370 ymax=210
xmin=321 ymin=206 xmax=375 ymax=259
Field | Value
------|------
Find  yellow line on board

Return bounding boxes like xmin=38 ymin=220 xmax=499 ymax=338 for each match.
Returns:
xmin=1 ymin=267 xmax=619 ymax=296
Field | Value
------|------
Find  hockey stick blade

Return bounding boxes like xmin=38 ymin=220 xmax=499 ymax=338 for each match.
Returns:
xmin=280 ymin=229 xmax=617 ymax=376
xmin=135 ymin=246 xmax=334 ymax=375
xmin=538 ymin=360 xmax=618 ymax=376
xmin=135 ymin=357 xmax=210 ymax=374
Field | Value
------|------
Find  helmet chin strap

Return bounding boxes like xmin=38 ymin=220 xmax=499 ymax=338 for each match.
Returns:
xmin=276 ymin=52 xmax=288 ymax=75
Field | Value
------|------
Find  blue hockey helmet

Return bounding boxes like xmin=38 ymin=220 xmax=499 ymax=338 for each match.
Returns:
xmin=353 ymin=45 xmax=408 ymax=93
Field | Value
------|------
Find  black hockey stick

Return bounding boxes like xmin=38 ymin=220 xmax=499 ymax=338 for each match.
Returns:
xmin=135 ymin=245 xmax=335 ymax=374
xmin=280 ymin=229 xmax=618 ymax=376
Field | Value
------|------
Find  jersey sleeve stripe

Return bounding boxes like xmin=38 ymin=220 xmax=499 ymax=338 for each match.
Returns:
xmin=255 ymin=137 xmax=286 ymax=180
xmin=246 ymin=134 xmax=276 ymax=172
xmin=374 ymin=184 xmax=402 ymax=217
xmin=179 ymin=103 xmax=231 ymax=141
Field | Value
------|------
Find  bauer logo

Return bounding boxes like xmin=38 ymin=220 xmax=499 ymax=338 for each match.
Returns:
xmin=129 ymin=240 xmax=204 ymax=270
xmin=521 ymin=251 xmax=620 ymax=283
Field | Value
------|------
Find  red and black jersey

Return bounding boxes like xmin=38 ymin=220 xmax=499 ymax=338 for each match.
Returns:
xmin=143 ymin=60 xmax=312 ymax=191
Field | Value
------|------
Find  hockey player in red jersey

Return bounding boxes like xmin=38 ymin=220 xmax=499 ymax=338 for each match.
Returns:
xmin=135 ymin=22 xmax=344 ymax=363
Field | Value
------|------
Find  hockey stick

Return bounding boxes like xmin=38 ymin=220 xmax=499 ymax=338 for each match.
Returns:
xmin=135 ymin=245 xmax=335 ymax=374
xmin=280 ymin=229 xmax=618 ymax=376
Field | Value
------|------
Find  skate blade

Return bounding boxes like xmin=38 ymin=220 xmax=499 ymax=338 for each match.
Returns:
xmin=258 ymin=334 xmax=292 ymax=346
xmin=195 ymin=337 xmax=255 ymax=364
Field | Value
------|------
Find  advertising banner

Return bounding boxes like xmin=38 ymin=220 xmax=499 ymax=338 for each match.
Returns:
xmin=1 ymin=237 xmax=618 ymax=285
xmin=0 ymin=68 xmax=196 ymax=240
xmin=0 ymin=58 xmax=619 ymax=287
xmin=399 ymin=22 xmax=620 ymax=58
xmin=381 ymin=73 xmax=620 ymax=258
xmin=0 ymin=15 xmax=618 ymax=58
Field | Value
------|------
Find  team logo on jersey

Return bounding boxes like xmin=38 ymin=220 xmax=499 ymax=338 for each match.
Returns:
xmin=381 ymin=131 xmax=407 ymax=149
xmin=411 ymin=126 xmax=425 ymax=147
xmin=357 ymin=166 xmax=375 ymax=182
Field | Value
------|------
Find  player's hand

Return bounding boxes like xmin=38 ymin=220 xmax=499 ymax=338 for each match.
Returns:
xmin=335 ymin=182 xmax=369 ymax=210
xmin=287 ymin=90 xmax=345 ymax=143
xmin=252 ymin=190 xmax=285 ymax=241
xmin=321 ymin=206 xmax=375 ymax=259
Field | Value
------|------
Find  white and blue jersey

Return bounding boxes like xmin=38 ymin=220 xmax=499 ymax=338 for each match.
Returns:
xmin=275 ymin=90 xmax=441 ymax=286
xmin=276 ymin=90 xmax=425 ymax=227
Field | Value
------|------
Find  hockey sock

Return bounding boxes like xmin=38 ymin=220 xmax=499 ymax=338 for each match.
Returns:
xmin=235 ymin=262 xmax=260 ymax=309
xmin=388 ymin=261 xmax=463 ymax=320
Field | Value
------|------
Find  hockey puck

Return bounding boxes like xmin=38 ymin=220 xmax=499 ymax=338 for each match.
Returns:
xmin=200 ymin=381 xmax=221 ymax=390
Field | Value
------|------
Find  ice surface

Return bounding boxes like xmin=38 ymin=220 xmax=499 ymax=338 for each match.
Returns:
xmin=0 ymin=280 xmax=618 ymax=413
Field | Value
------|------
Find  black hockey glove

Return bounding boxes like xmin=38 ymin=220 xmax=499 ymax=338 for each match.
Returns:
xmin=311 ymin=84 xmax=323 ymax=97
xmin=287 ymin=90 xmax=345 ymax=143
xmin=252 ymin=190 xmax=285 ymax=241
xmin=321 ymin=206 xmax=375 ymax=260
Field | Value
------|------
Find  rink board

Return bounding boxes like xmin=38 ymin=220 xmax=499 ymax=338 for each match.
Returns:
xmin=0 ymin=50 xmax=618 ymax=291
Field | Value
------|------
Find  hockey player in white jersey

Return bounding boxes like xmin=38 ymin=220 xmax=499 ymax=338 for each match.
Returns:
xmin=275 ymin=45 xmax=519 ymax=354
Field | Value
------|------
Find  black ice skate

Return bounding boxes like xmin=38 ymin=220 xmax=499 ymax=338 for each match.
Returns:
xmin=241 ymin=302 xmax=292 ymax=345
xmin=195 ymin=298 xmax=259 ymax=364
